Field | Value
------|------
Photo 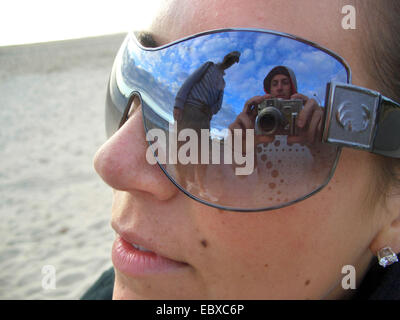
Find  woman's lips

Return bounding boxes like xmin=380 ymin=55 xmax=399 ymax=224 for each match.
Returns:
xmin=112 ymin=236 xmax=188 ymax=277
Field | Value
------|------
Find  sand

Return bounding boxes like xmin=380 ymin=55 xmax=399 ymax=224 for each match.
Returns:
xmin=0 ymin=33 xmax=127 ymax=299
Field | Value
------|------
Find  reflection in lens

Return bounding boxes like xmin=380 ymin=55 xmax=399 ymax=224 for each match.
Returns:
xmin=257 ymin=108 xmax=282 ymax=135
xmin=260 ymin=114 xmax=276 ymax=132
xmin=119 ymin=30 xmax=348 ymax=211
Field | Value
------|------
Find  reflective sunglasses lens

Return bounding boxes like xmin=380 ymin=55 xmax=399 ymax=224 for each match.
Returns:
xmin=111 ymin=30 xmax=349 ymax=211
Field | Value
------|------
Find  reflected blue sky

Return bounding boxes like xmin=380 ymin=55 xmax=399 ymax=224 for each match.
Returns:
xmin=122 ymin=31 xmax=348 ymax=130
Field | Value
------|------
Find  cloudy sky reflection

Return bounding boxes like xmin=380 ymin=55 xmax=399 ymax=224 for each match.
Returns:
xmin=122 ymin=31 xmax=348 ymax=130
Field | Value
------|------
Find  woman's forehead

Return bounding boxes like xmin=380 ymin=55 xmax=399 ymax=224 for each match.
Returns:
xmin=149 ymin=0 xmax=342 ymax=47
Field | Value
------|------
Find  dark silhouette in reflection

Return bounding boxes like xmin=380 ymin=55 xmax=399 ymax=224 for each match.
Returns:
xmin=173 ymin=51 xmax=240 ymax=199
xmin=173 ymin=51 xmax=241 ymax=126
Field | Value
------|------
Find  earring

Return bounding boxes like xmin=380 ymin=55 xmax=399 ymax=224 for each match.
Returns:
xmin=377 ymin=247 xmax=399 ymax=268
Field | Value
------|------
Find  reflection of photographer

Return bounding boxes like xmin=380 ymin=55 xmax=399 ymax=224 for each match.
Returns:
xmin=263 ymin=65 xmax=297 ymax=100
xmin=255 ymin=98 xmax=302 ymax=136
xmin=229 ymin=65 xmax=324 ymax=145
xmin=257 ymin=66 xmax=300 ymax=136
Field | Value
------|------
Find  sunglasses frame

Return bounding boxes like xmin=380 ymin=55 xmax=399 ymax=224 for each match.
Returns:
xmin=107 ymin=28 xmax=398 ymax=212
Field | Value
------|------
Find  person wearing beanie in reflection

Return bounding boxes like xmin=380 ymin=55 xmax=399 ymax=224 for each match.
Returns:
xmin=263 ymin=65 xmax=298 ymax=99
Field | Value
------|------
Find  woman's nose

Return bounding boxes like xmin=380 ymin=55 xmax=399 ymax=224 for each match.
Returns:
xmin=93 ymin=104 xmax=179 ymax=201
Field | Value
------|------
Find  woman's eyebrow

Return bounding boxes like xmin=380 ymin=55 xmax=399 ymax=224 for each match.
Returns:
xmin=134 ymin=31 xmax=159 ymax=48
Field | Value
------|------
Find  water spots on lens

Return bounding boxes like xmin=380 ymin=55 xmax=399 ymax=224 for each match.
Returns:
xmin=269 ymin=182 xmax=276 ymax=189
xmin=228 ymin=134 xmax=338 ymax=208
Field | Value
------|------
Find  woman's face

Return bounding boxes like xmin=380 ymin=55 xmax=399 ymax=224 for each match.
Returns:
xmin=94 ymin=0 xmax=387 ymax=299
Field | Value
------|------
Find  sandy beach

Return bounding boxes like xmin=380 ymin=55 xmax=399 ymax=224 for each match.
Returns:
xmin=0 ymin=33 xmax=126 ymax=299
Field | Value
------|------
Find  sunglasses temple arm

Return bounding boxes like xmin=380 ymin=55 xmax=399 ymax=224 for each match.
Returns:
xmin=322 ymin=81 xmax=400 ymax=159
xmin=372 ymin=96 xmax=400 ymax=158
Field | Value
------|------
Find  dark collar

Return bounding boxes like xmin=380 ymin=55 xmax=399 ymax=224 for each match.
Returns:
xmin=352 ymin=260 xmax=400 ymax=300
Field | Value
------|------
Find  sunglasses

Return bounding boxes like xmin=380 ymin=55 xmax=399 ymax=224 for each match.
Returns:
xmin=105 ymin=28 xmax=400 ymax=212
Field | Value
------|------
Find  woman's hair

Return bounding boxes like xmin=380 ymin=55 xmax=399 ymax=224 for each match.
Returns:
xmin=357 ymin=0 xmax=400 ymax=203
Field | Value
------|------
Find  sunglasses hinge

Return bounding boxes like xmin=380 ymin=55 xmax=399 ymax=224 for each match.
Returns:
xmin=323 ymin=81 xmax=381 ymax=151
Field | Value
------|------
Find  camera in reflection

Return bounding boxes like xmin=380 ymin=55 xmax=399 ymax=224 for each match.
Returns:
xmin=255 ymin=99 xmax=303 ymax=135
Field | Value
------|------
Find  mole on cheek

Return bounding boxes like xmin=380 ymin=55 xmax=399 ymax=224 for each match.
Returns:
xmin=305 ymin=280 xmax=311 ymax=286
xmin=200 ymin=239 xmax=208 ymax=248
